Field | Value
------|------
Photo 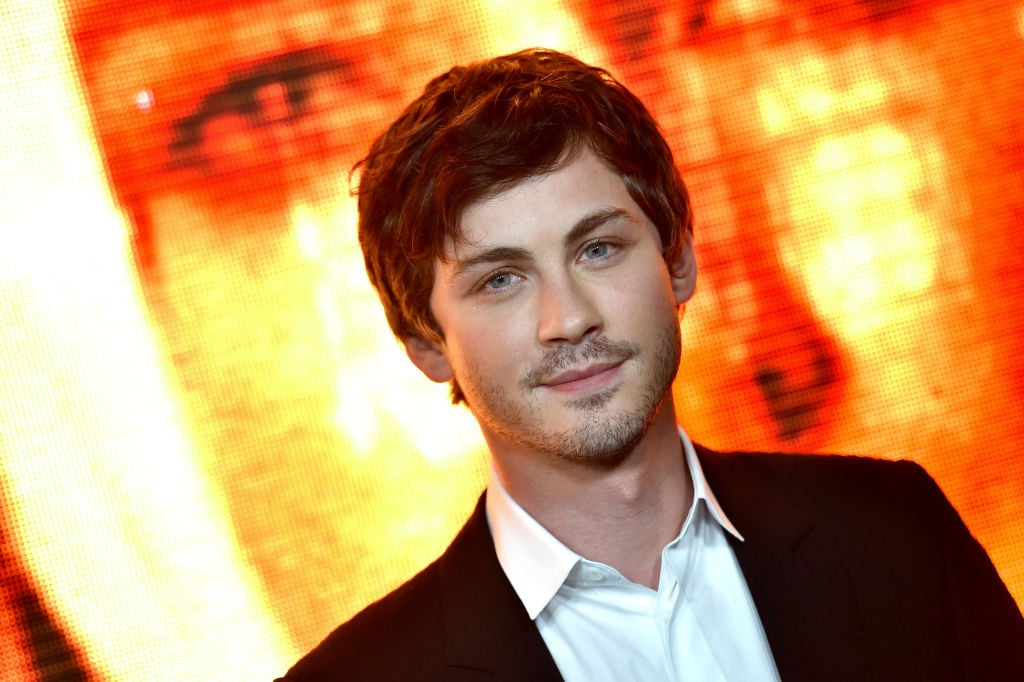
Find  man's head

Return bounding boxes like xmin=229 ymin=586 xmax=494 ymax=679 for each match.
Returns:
xmin=355 ymin=48 xmax=693 ymax=404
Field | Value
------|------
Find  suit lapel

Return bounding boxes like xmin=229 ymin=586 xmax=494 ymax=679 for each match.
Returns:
xmin=436 ymin=449 xmax=876 ymax=681
xmin=438 ymin=495 xmax=563 ymax=681
xmin=697 ymin=446 xmax=872 ymax=682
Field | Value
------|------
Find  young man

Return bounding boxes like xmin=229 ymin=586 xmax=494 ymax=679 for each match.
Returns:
xmin=279 ymin=48 xmax=1024 ymax=681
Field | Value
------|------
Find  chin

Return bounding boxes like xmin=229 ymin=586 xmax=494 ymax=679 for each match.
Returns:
xmin=546 ymin=394 xmax=662 ymax=466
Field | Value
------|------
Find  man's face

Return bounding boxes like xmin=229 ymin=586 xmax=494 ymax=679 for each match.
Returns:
xmin=418 ymin=147 xmax=696 ymax=467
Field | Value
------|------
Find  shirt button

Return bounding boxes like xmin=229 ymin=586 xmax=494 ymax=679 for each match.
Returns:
xmin=580 ymin=566 xmax=604 ymax=583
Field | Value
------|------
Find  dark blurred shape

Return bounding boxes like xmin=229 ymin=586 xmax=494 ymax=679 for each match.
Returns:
xmin=753 ymin=323 xmax=845 ymax=441
xmin=859 ymin=0 xmax=914 ymax=20
xmin=169 ymin=46 xmax=354 ymax=168
xmin=1 ymin=498 xmax=93 ymax=681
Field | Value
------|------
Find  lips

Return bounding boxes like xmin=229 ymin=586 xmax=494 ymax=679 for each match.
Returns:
xmin=540 ymin=360 xmax=625 ymax=392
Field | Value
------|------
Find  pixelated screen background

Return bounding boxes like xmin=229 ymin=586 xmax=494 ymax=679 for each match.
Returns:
xmin=1 ymin=0 xmax=1022 ymax=679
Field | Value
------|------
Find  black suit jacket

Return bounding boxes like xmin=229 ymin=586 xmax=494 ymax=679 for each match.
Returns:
xmin=280 ymin=447 xmax=1024 ymax=681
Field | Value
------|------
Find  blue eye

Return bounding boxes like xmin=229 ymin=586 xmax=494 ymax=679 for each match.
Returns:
xmin=488 ymin=273 xmax=513 ymax=288
xmin=584 ymin=242 xmax=611 ymax=259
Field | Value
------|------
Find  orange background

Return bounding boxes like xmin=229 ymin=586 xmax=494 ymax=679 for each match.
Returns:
xmin=1 ymin=0 xmax=1022 ymax=679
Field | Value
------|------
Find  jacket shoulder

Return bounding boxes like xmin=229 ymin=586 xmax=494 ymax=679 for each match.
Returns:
xmin=697 ymin=445 xmax=928 ymax=507
xmin=698 ymin=446 xmax=965 ymax=544
xmin=697 ymin=444 xmax=1024 ymax=679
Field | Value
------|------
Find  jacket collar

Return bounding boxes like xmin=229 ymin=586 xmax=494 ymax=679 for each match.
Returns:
xmin=437 ymin=494 xmax=563 ymax=680
xmin=435 ymin=445 xmax=874 ymax=681
xmin=696 ymin=445 xmax=872 ymax=682
xmin=485 ymin=427 xmax=742 ymax=621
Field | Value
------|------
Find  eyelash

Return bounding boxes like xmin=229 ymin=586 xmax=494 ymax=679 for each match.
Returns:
xmin=471 ymin=239 xmax=623 ymax=296
xmin=475 ymin=271 xmax=522 ymax=295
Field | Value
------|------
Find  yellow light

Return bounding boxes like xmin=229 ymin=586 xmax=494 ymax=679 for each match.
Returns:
xmin=0 ymin=1 xmax=294 ymax=678
xmin=479 ymin=0 xmax=603 ymax=64
xmin=757 ymin=88 xmax=789 ymax=136
xmin=783 ymin=124 xmax=939 ymax=336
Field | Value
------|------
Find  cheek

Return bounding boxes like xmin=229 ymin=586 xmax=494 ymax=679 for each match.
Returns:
xmin=447 ymin=327 xmax=506 ymax=378
xmin=610 ymin=265 xmax=678 ymax=324
xmin=440 ymin=311 xmax=529 ymax=384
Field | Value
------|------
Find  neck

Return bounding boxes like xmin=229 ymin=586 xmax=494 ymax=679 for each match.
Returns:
xmin=489 ymin=403 xmax=693 ymax=589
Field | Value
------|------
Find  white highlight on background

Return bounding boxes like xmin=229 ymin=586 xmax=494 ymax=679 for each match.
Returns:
xmin=0 ymin=1 xmax=295 ymax=679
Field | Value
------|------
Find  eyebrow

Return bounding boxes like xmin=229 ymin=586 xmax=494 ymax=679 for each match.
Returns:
xmin=449 ymin=207 xmax=633 ymax=278
xmin=562 ymin=207 xmax=631 ymax=249
xmin=450 ymin=246 xmax=532 ymax=279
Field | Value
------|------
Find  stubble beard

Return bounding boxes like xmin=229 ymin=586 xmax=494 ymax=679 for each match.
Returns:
xmin=467 ymin=321 xmax=682 ymax=468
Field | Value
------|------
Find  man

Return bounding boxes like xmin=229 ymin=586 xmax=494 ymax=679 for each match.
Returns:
xmin=278 ymin=48 xmax=1024 ymax=681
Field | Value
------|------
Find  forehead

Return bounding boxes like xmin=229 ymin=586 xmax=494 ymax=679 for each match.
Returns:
xmin=452 ymin=149 xmax=639 ymax=250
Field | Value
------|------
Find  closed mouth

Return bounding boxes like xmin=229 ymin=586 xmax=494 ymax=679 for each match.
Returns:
xmin=540 ymin=360 xmax=626 ymax=391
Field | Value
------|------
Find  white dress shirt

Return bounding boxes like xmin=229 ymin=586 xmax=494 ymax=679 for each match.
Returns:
xmin=485 ymin=430 xmax=781 ymax=682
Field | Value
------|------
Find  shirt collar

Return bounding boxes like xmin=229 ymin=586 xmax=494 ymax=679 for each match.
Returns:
xmin=485 ymin=428 xmax=743 ymax=620
xmin=682 ymin=427 xmax=744 ymax=542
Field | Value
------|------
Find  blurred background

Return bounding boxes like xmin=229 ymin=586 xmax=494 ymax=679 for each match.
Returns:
xmin=1 ymin=0 xmax=1022 ymax=679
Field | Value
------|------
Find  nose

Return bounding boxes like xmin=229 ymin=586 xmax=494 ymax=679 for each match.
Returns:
xmin=537 ymin=274 xmax=603 ymax=346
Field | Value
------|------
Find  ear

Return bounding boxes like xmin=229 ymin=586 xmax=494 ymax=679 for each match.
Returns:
xmin=668 ymin=232 xmax=697 ymax=305
xmin=402 ymin=335 xmax=454 ymax=384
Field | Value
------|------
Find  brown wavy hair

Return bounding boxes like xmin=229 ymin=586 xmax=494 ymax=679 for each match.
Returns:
xmin=354 ymin=48 xmax=692 ymax=402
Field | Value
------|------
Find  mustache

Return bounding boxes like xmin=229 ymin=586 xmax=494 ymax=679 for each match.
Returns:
xmin=521 ymin=337 xmax=641 ymax=388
